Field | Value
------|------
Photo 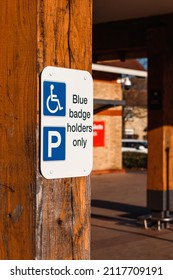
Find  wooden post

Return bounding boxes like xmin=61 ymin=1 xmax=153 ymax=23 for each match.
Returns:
xmin=147 ymin=27 xmax=173 ymax=219
xmin=0 ymin=0 xmax=92 ymax=259
xmin=0 ymin=0 xmax=37 ymax=259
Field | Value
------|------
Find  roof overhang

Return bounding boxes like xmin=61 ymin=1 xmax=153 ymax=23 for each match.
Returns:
xmin=92 ymin=63 xmax=147 ymax=78
xmin=93 ymin=0 xmax=173 ymax=24
xmin=94 ymin=98 xmax=125 ymax=114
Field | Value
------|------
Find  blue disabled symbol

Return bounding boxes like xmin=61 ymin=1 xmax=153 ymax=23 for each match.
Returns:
xmin=43 ymin=81 xmax=66 ymax=116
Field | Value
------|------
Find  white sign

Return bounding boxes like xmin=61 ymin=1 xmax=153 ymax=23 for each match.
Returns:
xmin=40 ymin=66 xmax=93 ymax=179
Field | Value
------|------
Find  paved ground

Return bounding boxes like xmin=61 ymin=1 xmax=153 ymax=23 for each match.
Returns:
xmin=91 ymin=171 xmax=173 ymax=260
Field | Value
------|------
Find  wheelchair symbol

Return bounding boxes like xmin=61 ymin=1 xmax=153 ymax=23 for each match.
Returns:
xmin=46 ymin=84 xmax=64 ymax=114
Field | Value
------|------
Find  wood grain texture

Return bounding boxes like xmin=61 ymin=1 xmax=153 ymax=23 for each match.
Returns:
xmin=36 ymin=0 xmax=92 ymax=259
xmin=0 ymin=0 xmax=92 ymax=260
xmin=0 ymin=0 xmax=37 ymax=259
xmin=147 ymin=27 xmax=173 ymax=194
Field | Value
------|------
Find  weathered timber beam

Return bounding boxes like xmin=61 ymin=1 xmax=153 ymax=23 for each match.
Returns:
xmin=93 ymin=13 xmax=173 ymax=61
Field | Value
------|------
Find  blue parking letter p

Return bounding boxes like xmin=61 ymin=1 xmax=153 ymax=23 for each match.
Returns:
xmin=43 ymin=127 xmax=65 ymax=161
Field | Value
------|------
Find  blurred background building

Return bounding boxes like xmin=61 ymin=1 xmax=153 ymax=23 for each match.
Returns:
xmin=92 ymin=59 xmax=147 ymax=173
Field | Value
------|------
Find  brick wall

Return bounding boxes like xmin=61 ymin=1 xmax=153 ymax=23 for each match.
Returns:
xmin=93 ymin=79 xmax=123 ymax=171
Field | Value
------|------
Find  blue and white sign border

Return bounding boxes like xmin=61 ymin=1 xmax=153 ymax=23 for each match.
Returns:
xmin=40 ymin=66 xmax=93 ymax=179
